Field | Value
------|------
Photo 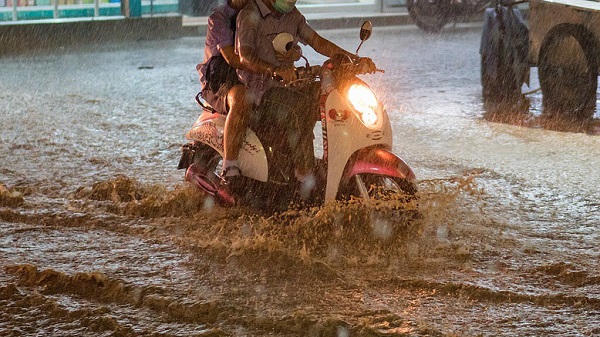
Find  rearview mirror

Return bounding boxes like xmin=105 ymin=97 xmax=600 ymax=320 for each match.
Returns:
xmin=360 ymin=21 xmax=372 ymax=42
xmin=356 ymin=21 xmax=373 ymax=54
xmin=272 ymin=32 xmax=294 ymax=54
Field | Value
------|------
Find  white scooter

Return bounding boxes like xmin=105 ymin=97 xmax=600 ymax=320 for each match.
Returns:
xmin=178 ymin=22 xmax=416 ymax=211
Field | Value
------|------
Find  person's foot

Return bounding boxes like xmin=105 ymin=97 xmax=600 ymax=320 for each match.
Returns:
xmin=220 ymin=166 xmax=243 ymax=198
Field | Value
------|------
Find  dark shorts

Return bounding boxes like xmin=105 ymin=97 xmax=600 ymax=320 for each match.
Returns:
xmin=201 ymin=79 xmax=241 ymax=114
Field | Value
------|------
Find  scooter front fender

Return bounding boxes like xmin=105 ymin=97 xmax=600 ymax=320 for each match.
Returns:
xmin=341 ymin=147 xmax=416 ymax=183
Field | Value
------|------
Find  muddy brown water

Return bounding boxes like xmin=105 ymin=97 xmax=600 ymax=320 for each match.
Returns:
xmin=1 ymin=25 xmax=599 ymax=336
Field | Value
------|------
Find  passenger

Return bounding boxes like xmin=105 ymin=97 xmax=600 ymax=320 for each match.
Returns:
xmin=197 ymin=0 xmax=251 ymax=190
xmin=235 ymin=0 xmax=376 ymax=199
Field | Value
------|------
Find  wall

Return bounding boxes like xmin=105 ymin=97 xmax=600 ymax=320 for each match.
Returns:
xmin=0 ymin=14 xmax=181 ymax=54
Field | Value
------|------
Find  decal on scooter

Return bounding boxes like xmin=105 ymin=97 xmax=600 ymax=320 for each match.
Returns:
xmin=319 ymin=90 xmax=330 ymax=162
xmin=319 ymin=66 xmax=336 ymax=163
xmin=367 ymin=131 xmax=383 ymax=140
xmin=188 ymin=122 xmax=224 ymax=153
xmin=189 ymin=121 xmax=260 ymax=156
xmin=243 ymin=142 xmax=261 ymax=155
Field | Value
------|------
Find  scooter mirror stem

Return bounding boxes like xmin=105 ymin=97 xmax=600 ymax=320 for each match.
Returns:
xmin=301 ymin=54 xmax=310 ymax=68
xmin=355 ymin=42 xmax=364 ymax=55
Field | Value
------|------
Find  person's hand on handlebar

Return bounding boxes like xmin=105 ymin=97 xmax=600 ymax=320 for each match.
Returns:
xmin=273 ymin=65 xmax=297 ymax=83
xmin=356 ymin=57 xmax=377 ymax=74
xmin=276 ymin=45 xmax=302 ymax=63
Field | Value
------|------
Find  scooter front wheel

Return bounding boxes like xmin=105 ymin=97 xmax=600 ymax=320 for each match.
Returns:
xmin=347 ymin=174 xmax=421 ymax=238
xmin=351 ymin=174 xmax=417 ymax=204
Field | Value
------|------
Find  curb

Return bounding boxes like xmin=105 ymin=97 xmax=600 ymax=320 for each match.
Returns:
xmin=180 ymin=12 xmax=413 ymax=37
xmin=0 ymin=15 xmax=183 ymax=54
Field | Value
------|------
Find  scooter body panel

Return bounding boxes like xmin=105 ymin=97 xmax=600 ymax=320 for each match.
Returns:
xmin=186 ymin=111 xmax=269 ymax=182
xmin=322 ymin=88 xmax=394 ymax=202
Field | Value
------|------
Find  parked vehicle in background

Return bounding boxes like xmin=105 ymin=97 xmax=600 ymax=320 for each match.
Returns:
xmin=529 ymin=0 xmax=600 ymax=120
xmin=407 ymin=0 xmax=491 ymax=32
xmin=479 ymin=1 xmax=529 ymax=111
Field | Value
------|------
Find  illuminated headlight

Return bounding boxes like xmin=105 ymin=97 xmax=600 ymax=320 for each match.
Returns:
xmin=347 ymin=83 xmax=381 ymax=129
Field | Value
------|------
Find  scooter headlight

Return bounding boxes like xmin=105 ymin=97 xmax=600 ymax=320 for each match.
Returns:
xmin=347 ymin=83 xmax=381 ymax=129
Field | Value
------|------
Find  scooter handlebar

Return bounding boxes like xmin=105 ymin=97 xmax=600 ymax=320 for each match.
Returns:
xmin=328 ymin=53 xmax=382 ymax=75
xmin=271 ymin=57 xmax=382 ymax=84
xmin=271 ymin=65 xmax=322 ymax=85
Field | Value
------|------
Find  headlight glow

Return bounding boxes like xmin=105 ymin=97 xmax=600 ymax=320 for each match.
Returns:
xmin=347 ymin=83 xmax=380 ymax=128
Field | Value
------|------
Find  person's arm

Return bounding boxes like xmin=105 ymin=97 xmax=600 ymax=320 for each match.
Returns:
xmin=239 ymin=44 xmax=296 ymax=82
xmin=305 ymin=30 xmax=355 ymax=60
xmin=305 ymin=28 xmax=377 ymax=73
xmin=238 ymin=45 xmax=277 ymax=77
xmin=220 ymin=45 xmax=244 ymax=70
xmin=210 ymin=9 xmax=246 ymax=70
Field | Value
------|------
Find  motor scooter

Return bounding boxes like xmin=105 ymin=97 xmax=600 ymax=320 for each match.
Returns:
xmin=178 ymin=22 xmax=417 ymax=212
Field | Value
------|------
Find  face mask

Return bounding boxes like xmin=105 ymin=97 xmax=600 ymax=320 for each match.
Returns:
xmin=273 ymin=0 xmax=296 ymax=14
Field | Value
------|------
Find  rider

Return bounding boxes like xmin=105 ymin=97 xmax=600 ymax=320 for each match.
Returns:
xmin=236 ymin=0 xmax=376 ymax=199
xmin=197 ymin=0 xmax=251 ymax=189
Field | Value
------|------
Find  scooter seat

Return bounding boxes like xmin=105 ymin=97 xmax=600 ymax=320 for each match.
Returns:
xmin=198 ymin=110 xmax=226 ymax=128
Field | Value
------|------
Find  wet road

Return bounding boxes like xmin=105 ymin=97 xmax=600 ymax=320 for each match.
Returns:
xmin=1 ymin=24 xmax=599 ymax=336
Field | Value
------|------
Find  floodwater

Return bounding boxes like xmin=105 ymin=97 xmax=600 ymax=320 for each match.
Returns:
xmin=1 ymin=24 xmax=599 ymax=336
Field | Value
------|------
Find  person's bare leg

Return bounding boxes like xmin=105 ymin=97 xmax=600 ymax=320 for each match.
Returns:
xmin=223 ymin=84 xmax=251 ymax=176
